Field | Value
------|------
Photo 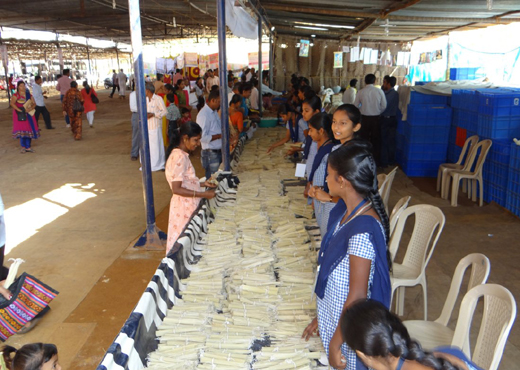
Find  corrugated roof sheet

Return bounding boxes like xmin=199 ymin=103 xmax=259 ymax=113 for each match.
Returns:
xmin=0 ymin=0 xmax=518 ymax=43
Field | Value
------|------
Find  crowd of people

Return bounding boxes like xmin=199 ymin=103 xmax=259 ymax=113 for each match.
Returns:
xmin=10 ymin=68 xmax=103 ymax=149
xmin=259 ymin=74 xmax=482 ymax=370
xmin=5 ymin=61 xmax=489 ymax=370
xmin=124 ymin=67 xmax=265 ymax=255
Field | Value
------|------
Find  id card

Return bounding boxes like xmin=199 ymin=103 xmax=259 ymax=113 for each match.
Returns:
xmin=295 ymin=163 xmax=306 ymax=178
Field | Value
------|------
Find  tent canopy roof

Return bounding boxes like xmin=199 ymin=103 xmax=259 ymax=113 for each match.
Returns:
xmin=0 ymin=0 xmax=519 ymax=43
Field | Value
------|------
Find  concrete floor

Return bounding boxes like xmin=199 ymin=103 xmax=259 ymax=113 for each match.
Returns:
xmin=0 ymin=89 xmax=518 ymax=369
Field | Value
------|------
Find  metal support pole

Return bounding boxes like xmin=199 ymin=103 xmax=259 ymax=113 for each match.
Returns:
xmin=0 ymin=31 xmax=11 ymax=102
xmin=257 ymin=17 xmax=262 ymax=116
xmin=217 ymin=0 xmax=230 ymax=171
xmin=269 ymin=33 xmax=274 ymax=88
xmin=86 ymin=38 xmax=92 ymax=85
xmin=128 ymin=0 xmax=166 ymax=250
xmin=116 ymin=43 xmax=120 ymax=70
xmin=56 ymin=33 xmax=63 ymax=74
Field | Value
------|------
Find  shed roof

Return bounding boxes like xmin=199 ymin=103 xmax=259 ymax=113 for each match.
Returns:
xmin=0 ymin=0 xmax=518 ymax=43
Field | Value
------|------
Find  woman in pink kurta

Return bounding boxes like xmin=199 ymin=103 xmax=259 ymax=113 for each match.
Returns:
xmin=165 ymin=121 xmax=217 ymax=255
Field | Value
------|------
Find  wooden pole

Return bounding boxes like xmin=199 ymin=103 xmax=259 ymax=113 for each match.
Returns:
xmin=0 ymin=31 xmax=10 ymax=101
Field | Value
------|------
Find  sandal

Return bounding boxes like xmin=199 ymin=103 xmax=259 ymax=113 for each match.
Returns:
xmin=20 ymin=148 xmax=26 ymax=153
xmin=25 ymin=148 xmax=34 ymax=153
xmin=17 ymin=317 xmax=42 ymax=334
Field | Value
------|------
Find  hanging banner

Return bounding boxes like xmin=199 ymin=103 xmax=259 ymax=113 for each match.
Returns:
xmin=247 ymin=51 xmax=269 ymax=68
xmin=198 ymin=54 xmax=209 ymax=73
xmin=370 ymin=49 xmax=379 ymax=65
xmin=342 ymin=46 xmax=350 ymax=53
xmin=333 ymin=52 xmax=343 ymax=68
xmin=299 ymin=40 xmax=310 ymax=57
xmin=208 ymin=53 xmax=219 ymax=69
xmin=350 ymin=46 xmax=360 ymax=62
xmin=0 ymin=45 xmax=8 ymax=69
xmin=184 ymin=52 xmax=198 ymax=67
xmin=156 ymin=57 xmax=166 ymax=73
xmin=166 ymin=58 xmax=175 ymax=72
xmin=176 ymin=54 xmax=184 ymax=69
xmin=187 ymin=67 xmax=200 ymax=81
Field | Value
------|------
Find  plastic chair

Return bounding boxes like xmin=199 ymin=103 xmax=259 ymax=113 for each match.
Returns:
xmin=403 ymin=253 xmax=490 ymax=350
xmin=437 ymin=135 xmax=479 ymax=194
xmin=389 ymin=204 xmax=445 ymax=319
xmin=378 ymin=167 xmax=398 ymax=215
xmin=444 ymin=139 xmax=492 ymax=207
xmin=389 ymin=196 xmax=411 ymax=237
xmin=377 ymin=174 xmax=386 ymax=190
xmin=451 ymin=284 xmax=517 ymax=370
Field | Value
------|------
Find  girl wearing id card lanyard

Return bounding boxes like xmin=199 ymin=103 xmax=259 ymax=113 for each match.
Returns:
xmin=302 ymin=142 xmax=392 ymax=370
xmin=305 ymin=112 xmax=336 ymax=235
xmin=309 ymin=104 xmax=371 ymax=234
xmin=266 ymin=103 xmax=308 ymax=154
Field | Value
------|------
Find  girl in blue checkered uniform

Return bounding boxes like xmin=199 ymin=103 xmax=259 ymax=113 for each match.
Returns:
xmin=303 ymin=142 xmax=392 ymax=370
xmin=309 ymin=104 xmax=363 ymax=237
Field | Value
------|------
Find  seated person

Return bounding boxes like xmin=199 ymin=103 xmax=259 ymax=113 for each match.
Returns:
xmin=341 ymin=299 xmax=483 ymax=370
xmin=228 ymin=82 xmax=242 ymax=108
xmin=239 ymin=82 xmax=260 ymax=125
xmin=238 ymin=82 xmax=252 ymax=118
xmin=229 ymin=94 xmax=248 ymax=135
xmin=267 ymin=103 xmax=308 ymax=154
xmin=250 ymin=78 xmax=260 ymax=114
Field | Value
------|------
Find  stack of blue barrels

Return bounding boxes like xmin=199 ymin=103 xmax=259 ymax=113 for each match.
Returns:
xmin=396 ymin=92 xmax=451 ymax=177
xmin=450 ymin=88 xmax=520 ymax=207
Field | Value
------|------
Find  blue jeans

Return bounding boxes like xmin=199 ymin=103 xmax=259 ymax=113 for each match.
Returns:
xmin=60 ymin=95 xmax=70 ymax=125
xmin=201 ymin=149 xmax=222 ymax=179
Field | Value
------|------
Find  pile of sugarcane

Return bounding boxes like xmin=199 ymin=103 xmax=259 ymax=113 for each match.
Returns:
xmin=146 ymin=129 xmax=325 ymax=370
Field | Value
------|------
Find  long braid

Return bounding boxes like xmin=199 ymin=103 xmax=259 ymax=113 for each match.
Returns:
xmin=406 ymin=340 xmax=461 ymax=370
xmin=386 ymin=314 xmax=461 ymax=370
xmin=366 ymin=155 xmax=392 ymax=270
xmin=342 ymin=300 xmax=464 ymax=370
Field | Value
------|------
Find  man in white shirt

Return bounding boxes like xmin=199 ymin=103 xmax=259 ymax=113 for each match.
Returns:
xmin=245 ymin=68 xmax=252 ymax=82
xmin=56 ymin=69 xmax=71 ymax=127
xmin=353 ymin=74 xmax=387 ymax=165
xmin=205 ymin=69 xmax=220 ymax=93
xmin=197 ymin=89 xmax=222 ymax=179
xmin=342 ymin=78 xmax=358 ymax=105
xmin=250 ymin=78 xmax=260 ymax=111
xmin=33 ymin=76 xmax=54 ymax=129
xmin=228 ymin=82 xmax=240 ymax=107
xmin=144 ymin=83 xmax=168 ymax=171
xmin=129 ymin=91 xmax=139 ymax=161
xmin=117 ymin=69 xmax=127 ymax=99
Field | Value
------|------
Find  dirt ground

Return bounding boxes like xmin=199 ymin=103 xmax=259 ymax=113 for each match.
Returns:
xmin=0 ymin=89 xmax=519 ymax=369
xmin=0 ymin=88 xmax=175 ymax=369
